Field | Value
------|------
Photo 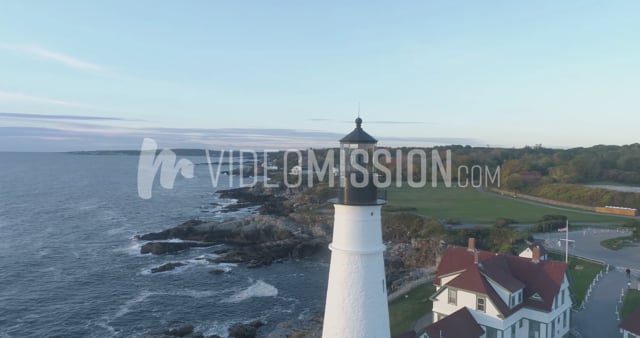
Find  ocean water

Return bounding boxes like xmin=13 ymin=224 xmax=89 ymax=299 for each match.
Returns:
xmin=0 ymin=153 xmax=327 ymax=337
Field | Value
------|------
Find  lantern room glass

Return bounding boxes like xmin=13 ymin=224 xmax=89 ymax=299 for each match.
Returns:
xmin=340 ymin=142 xmax=375 ymax=178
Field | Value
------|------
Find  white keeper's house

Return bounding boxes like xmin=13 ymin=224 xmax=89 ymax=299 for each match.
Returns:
xmin=423 ymin=238 xmax=572 ymax=338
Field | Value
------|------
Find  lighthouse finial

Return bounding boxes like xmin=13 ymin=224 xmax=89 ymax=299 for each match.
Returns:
xmin=355 ymin=102 xmax=362 ymax=128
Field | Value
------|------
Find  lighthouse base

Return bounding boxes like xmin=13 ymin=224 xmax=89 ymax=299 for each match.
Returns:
xmin=321 ymin=204 xmax=390 ymax=338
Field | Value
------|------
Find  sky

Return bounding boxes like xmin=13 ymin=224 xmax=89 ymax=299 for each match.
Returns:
xmin=1 ymin=1 xmax=639 ymax=151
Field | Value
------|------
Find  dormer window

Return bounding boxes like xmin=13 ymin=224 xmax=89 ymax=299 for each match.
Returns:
xmin=518 ymin=291 xmax=523 ymax=303
xmin=531 ymin=293 xmax=543 ymax=301
xmin=510 ymin=290 xmax=522 ymax=308
xmin=477 ymin=296 xmax=486 ymax=312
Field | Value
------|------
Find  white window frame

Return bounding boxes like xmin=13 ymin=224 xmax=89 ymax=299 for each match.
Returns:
xmin=477 ymin=296 xmax=486 ymax=312
xmin=448 ymin=288 xmax=457 ymax=305
xmin=519 ymin=291 xmax=523 ymax=303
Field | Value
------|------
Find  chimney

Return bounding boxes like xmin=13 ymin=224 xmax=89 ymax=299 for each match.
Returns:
xmin=468 ymin=238 xmax=476 ymax=252
xmin=532 ymin=246 xmax=541 ymax=263
xmin=474 ymin=249 xmax=479 ymax=265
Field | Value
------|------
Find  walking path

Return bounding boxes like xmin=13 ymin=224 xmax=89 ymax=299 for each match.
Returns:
xmin=572 ymin=270 xmax=628 ymax=338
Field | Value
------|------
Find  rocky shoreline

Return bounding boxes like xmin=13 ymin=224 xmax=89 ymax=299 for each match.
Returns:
xmin=144 ymin=321 xmax=267 ymax=338
xmin=136 ymin=214 xmax=329 ymax=269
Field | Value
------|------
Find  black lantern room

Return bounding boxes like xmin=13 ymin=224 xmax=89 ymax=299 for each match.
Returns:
xmin=336 ymin=117 xmax=384 ymax=205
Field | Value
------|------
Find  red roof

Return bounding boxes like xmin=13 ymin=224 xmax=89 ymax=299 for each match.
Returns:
xmin=424 ymin=307 xmax=484 ymax=338
xmin=446 ymin=264 xmax=515 ymax=316
xmin=505 ymin=254 xmax=567 ymax=312
xmin=434 ymin=246 xmax=496 ymax=285
xmin=481 ymin=255 xmax=526 ymax=292
xmin=435 ymin=245 xmax=567 ymax=316
xmin=620 ymin=307 xmax=640 ymax=335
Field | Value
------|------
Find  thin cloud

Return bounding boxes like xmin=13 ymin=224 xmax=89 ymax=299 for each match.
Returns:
xmin=381 ymin=136 xmax=483 ymax=146
xmin=1 ymin=44 xmax=104 ymax=72
xmin=0 ymin=112 xmax=131 ymax=121
xmin=0 ymin=122 xmax=485 ymax=152
xmin=306 ymin=118 xmax=432 ymax=125
xmin=0 ymin=90 xmax=121 ymax=114
xmin=366 ymin=120 xmax=433 ymax=125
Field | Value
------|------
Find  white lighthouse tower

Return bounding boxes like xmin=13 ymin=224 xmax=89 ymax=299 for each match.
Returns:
xmin=322 ymin=117 xmax=390 ymax=338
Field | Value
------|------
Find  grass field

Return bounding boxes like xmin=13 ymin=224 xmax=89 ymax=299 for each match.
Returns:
xmin=385 ymin=185 xmax=626 ymax=224
xmin=388 ymin=283 xmax=435 ymax=336
xmin=621 ymin=289 xmax=640 ymax=319
xmin=548 ymin=253 xmax=604 ymax=307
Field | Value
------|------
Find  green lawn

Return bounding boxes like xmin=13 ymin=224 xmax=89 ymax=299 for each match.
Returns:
xmin=600 ymin=236 xmax=637 ymax=250
xmin=621 ymin=289 xmax=640 ymax=319
xmin=389 ymin=283 xmax=435 ymax=336
xmin=385 ymin=185 xmax=626 ymax=224
xmin=548 ymin=253 xmax=604 ymax=307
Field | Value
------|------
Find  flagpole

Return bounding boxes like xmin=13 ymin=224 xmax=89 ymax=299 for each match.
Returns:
xmin=565 ymin=218 xmax=569 ymax=264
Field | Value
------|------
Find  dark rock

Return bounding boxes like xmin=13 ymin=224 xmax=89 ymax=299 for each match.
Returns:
xmin=140 ymin=241 xmax=217 ymax=255
xmin=247 ymin=257 xmax=273 ymax=269
xmin=210 ymin=236 xmax=328 ymax=268
xmin=136 ymin=219 xmax=206 ymax=241
xmin=136 ymin=211 xmax=332 ymax=264
xmin=208 ymin=268 xmax=226 ymax=275
xmin=151 ymin=262 xmax=185 ymax=273
xmin=168 ymin=324 xmax=194 ymax=337
xmin=267 ymin=314 xmax=323 ymax=338
xmin=228 ymin=320 xmax=264 ymax=338
xmin=219 ymin=187 xmax=269 ymax=202
xmin=259 ymin=196 xmax=293 ymax=216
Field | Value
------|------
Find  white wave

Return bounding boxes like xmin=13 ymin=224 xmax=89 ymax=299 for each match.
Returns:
xmin=106 ymin=225 xmax=135 ymax=236
xmin=113 ymin=290 xmax=155 ymax=319
xmin=161 ymin=238 xmax=219 ymax=244
xmin=78 ymin=201 xmax=100 ymax=210
xmin=95 ymin=320 xmax=117 ymax=338
xmin=188 ymin=253 xmax=222 ymax=262
xmin=171 ymin=289 xmax=220 ymax=298
xmin=140 ymin=256 xmax=231 ymax=275
xmin=222 ymin=279 xmax=278 ymax=303
xmin=113 ymin=240 xmax=147 ymax=256
xmin=182 ymin=259 xmax=210 ymax=267
xmin=200 ymin=320 xmax=236 ymax=337
xmin=166 ymin=238 xmax=191 ymax=243
xmin=298 ymin=308 xmax=313 ymax=321
xmin=213 ymin=262 xmax=237 ymax=272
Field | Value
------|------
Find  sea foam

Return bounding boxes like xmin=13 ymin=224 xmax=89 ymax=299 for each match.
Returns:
xmin=222 ymin=279 xmax=278 ymax=303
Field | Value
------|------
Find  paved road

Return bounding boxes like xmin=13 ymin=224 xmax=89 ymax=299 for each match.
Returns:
xmin=533 ymin=229 xmax=640 ymax=338
xmin=572 ymin=270 xmax=628 ymax=338
xmin=533 ymin=229 xmax=640 ymax=271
